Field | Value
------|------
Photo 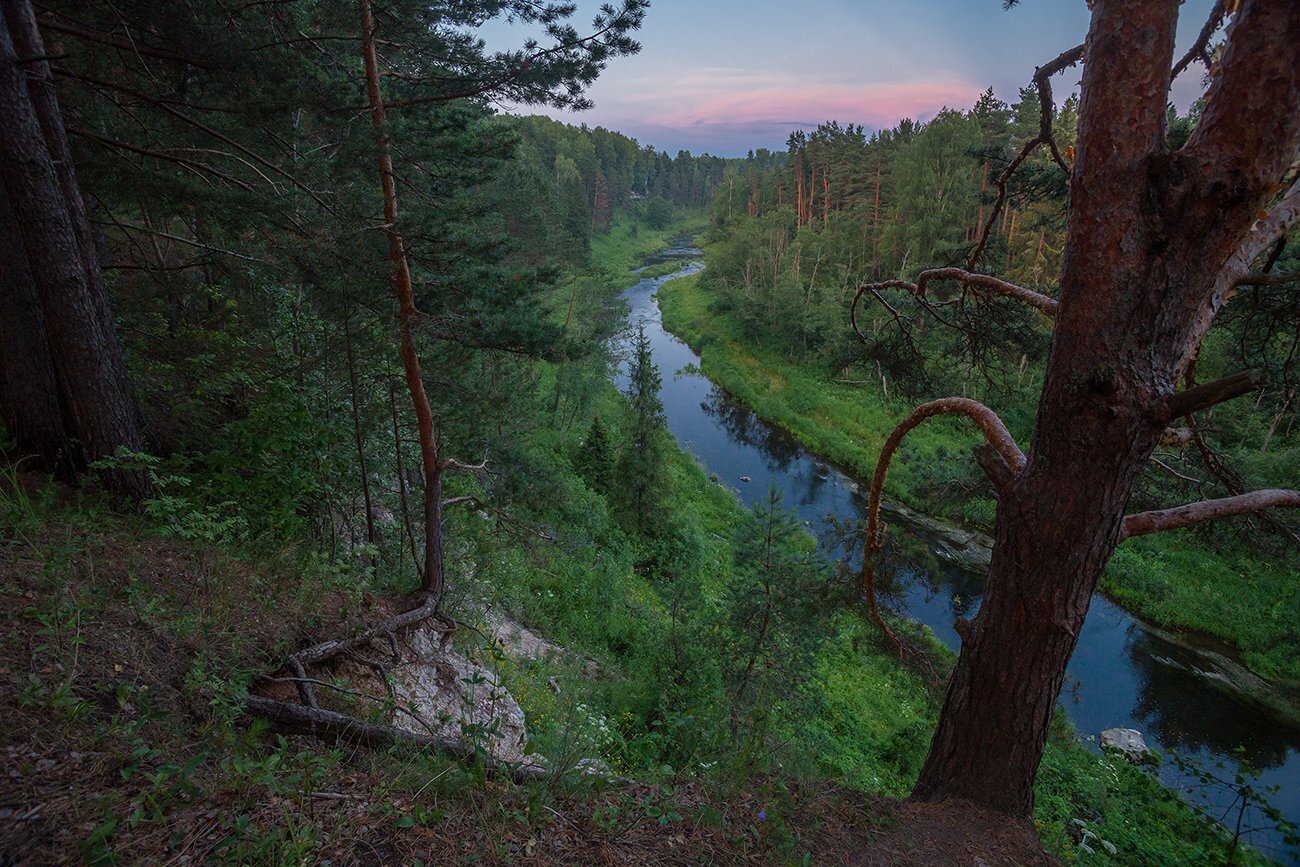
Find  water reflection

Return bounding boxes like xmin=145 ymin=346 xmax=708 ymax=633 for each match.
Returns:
xmin=700 ymin=386 xmax=803 ymax=474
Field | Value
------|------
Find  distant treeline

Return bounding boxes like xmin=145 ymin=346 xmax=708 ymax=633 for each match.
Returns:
xmin=510 ymin=115 xmax=736 ymax=240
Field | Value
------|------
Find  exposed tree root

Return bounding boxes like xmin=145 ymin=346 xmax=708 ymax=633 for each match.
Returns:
xmin=242 ymin=695 xmax=550 ymax=782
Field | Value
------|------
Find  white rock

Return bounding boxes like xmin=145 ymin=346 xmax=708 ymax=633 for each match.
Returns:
xmin=1099 ymin=727 xmax=1150 ymax=761
xmin=389 ymin=622 xmax=529 ymax=764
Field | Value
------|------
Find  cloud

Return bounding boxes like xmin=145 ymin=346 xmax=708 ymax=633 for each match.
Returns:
xmin=589 ymin=67 xmax=983 ymax=141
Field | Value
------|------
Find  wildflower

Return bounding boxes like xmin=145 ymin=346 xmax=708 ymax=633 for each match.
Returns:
xmin=758 ymin=810 xmax=766 ymax=822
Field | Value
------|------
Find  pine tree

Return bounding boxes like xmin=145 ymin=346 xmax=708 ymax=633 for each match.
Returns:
xmin=618 ymin=323 xmax=666 ymax=533
xmin=574 ymin=414 xmax=614 ymax=496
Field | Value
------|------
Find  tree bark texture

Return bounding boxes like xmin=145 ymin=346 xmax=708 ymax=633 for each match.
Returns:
xmin=0 ymin=183 xmax=77 ymax=476
xmin=911 ymin=0 xmax=1300 ymax=815
xmin=0 ymin=0 xmax=152 ymax=500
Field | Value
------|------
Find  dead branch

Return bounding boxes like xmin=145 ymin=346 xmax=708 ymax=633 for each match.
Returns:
xmin=1162 ymin=370 xmax=1263 ymax=420
xmin=442 ymin=455 xmax=489 ymax=472
xmin=1171 ymin=0 xmax=1226 ymax=80
xmin=1120 ymin=489 xmax=1300 ymax=540
xmin=242 ymin=695 xmax=550 ymax=782
xmin=968 ymin=42 xmax=1085 ymax=268
xmin=289 ymin=592 xmax=447 ymax=670
xmin=851 ymin=268 xmax=1058 ymax=344
xmin=860 ymin=398 xmax=1026 ymax=656
xmin=440 ymin=495 xmax=482 ymax=509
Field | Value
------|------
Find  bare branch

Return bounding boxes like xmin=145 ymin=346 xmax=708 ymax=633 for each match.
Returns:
xmin=968 ymin=42 xmax=1084 ymax=268
xmin=440 ymin=495 xmax=482 ymax=509
xmin=1162 ymin=370 xmax=1263 ymax=421
xmin=441 ymin=455 xmax=489 ymax=472
xmin=851 ymin=268 xmax=1058 ymax=344
xmin=242 ymin=695 xmax=550 ymax=781
xmin=1120 ymin=489 xmax=1300 ymax=541
xmin=1171 ymin=0 xmax=1226 ymax=80
xmin=860 ymin=399 xmax=1025 ymax=656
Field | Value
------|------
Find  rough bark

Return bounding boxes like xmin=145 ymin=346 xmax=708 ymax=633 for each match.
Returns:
xmin=910 ymin=0 xmax=1300 ymax=815
xmin=0 ymin=2 xmax=151 ymax=500
xmin=0 ymin=183 xmax=77 ymax=476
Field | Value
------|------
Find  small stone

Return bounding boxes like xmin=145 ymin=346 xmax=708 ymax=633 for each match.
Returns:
xmin=574 ymin=757 xmax=613 ymax=777
xmin=547 ymin=676 xmax=561 ymax=694
xmin=1101 ymin=840 xmax=1118 ymax=856
xmin=739 ymin=475 xmax=751 ymax=483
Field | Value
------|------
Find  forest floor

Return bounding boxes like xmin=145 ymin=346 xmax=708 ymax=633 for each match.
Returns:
xmin=0 ymin=473 xmax=1063 ymax=865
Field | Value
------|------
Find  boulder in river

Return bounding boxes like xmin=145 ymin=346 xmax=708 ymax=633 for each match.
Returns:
xmin=1099 ymin=727 xmax=1151 ymax=762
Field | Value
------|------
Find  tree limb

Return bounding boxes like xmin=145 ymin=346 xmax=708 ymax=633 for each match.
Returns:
xmin=289 ymin=592 xmax=445 ymax=670
xmin=851 ymin=268 xmax=1058 ymax=344
xmin=1120 ymin=489 xmax=1300 ymax=541
xmin=1162 ymin=370 xmax=1263 ymax=421
xmin=860 ymin=399 xmax=1025 ymax=656
xmin=242 ymin=695 xmax=550 ymax=781
xmin=36 ymin=15 xmax=214 ymax=69
xmin=1171 ymin=0 xmax=1226 ymax=80
xmin=967 ymin=42 xmax=1084 ymax=268
xmin=1236 ymin=272 xmax=1299 ymax=288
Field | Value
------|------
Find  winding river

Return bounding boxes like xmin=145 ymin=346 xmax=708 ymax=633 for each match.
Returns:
xmin=616 ymin=241 xmax=1300 ymax=863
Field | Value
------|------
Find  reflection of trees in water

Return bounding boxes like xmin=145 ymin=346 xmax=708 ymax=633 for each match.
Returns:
xmin=700 ymin=386 xmax=802 ymax=472
xmin=875 ymin=532 xmax=986 ymax=620
xmin=1127 ymin=631 xmax=1294 ymax=771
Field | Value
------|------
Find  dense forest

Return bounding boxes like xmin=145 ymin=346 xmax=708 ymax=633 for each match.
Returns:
xmin=2 ymin=0 xmax=1299 ymax=864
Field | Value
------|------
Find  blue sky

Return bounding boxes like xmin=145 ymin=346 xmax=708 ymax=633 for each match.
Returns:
xmin=485 ymin=0 xmax=1217 ymax=157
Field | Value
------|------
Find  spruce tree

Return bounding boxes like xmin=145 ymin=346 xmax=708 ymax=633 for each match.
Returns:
xmin=619 ymin=323 xmax=665 ymax=533
xmin=574 ymin=414 xmax=614 ymax=496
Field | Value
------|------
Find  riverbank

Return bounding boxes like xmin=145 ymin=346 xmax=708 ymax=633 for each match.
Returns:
xmin=610 ymin=235 xmax=1282 ymax=863
xmin=656 ymin=265 xmax=1300 ymax=710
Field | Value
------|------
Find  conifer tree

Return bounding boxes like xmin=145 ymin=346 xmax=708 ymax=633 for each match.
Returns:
xmin=619 ymin=323 xmax=666 ymax=533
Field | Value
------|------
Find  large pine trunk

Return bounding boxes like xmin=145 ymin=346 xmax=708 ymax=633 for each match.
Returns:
xmin=910 ymin=0 xmax=1300 ymax=815
xmin=0 ymin=0 xmax=152 ymax=500
xmin=0 ymin=184 xmax=78 ymax=476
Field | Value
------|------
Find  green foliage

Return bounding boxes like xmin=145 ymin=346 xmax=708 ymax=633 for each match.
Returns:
xmin=573 ymin=415 xmax=615 ymax=496
xmin=724 ymin=487 xmax=838 ymax=745
xmin=616 ymin=323 xmax=669 ymax=534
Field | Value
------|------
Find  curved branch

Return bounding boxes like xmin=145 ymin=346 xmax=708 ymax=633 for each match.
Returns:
xmin=860 ymin=399 xmax=1026 ymax=655
xmin=968 ymin=42 xmax=1085 ymax=268
xmin=1120 ymin=489 xmax=1300 ymax=541
xmin=851 ymin=268 xmax=1058 ymax=343
xmin=1171 ymin=0 xmax=1226 ymax=80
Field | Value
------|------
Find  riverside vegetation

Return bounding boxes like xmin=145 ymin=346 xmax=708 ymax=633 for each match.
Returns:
xmin=0 ymin=206 xmax=1277 ymax=863
xmin=2 ymin=0 xmax=1296 ymax=859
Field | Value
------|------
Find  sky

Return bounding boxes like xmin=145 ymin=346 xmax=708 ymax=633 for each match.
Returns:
xmin=484 ymin=0 xmax=1218 ymax=158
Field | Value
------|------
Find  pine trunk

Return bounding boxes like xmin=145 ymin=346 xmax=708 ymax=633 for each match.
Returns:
xmin=911 ymin=0 xmax=1300 ymax=815
xmin=0 ymin=2 xmax=151 ymax=500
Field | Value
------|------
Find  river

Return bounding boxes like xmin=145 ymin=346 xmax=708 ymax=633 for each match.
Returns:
xmin=616 ymin=241 xmax=1300 ymax=863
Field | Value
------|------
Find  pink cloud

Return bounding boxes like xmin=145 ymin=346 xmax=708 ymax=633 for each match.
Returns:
xmin=520 ymin=67 xmax=993 ymax=153
xmin=662 ymin=79 xmax=985 ymax=129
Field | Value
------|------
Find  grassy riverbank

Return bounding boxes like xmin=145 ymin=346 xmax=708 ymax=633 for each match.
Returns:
xmin=657 ymin=267 xmax=1300 ymax=695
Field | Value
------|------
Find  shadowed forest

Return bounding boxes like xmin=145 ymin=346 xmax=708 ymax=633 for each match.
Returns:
xmin=2 ymin=0 xmax=1298 ymax=864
